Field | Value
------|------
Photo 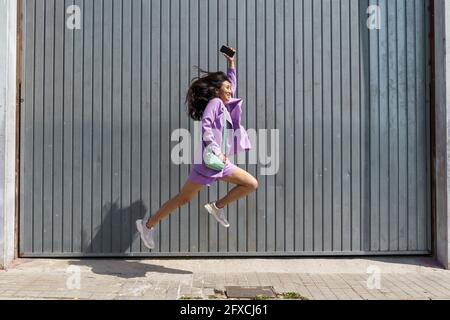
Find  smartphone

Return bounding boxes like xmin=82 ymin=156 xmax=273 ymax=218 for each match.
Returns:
xmin=220 ymin=45 xmax=236 ymax=58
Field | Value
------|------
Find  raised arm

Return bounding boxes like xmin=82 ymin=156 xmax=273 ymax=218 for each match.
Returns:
xmin=223 ymin=47 xmax=237 ymax=97
xmin=227 ymin=68 xmax=237 ymax=97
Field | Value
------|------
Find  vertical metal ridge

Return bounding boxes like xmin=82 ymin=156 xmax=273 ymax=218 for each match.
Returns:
xmin=291 ymin=0 xmax=296 ymax=252
xmin=140 ymin=0 xmax=145 ymax=253
xmin=386 ymin=0 xmax=391 ymax=251
xmin=120 ymin=0 xmax=123 ymax=252
xmin=301 ymin=0 xmax=305 ymax=252
xmin=226 ymin=0 xmax=229 ymax=253
xmin=59 ymin=0 xmax=66 ymax=252
xmin=310 ymin=0 xmax=314 ymax=252
xmin=100 ymin=0 xmax=104 ymax=252
xmin=51 ymin=0 xmax=56 ymax=252
xmin=244 ymin=0 xmax=247 ymax=253
xmin=196 ymin=0 xmax=200 ymax=252
xmin=283 ymin=0 xmax=287 ymax=252
xmin=348 ymin=0 xmax=352 ymax=251
xmin=239 ymin=0 xmax=243 ymax=252
xmin=396 ymin=0 xmax=400 ymax=251
xmin=146 ymin=0 xmax=151 ymax=253
xmin=425 ymin=0 xmax=432 ymax=251
xmin=20 ymin=0 xmax=26 ymax=255
xmin=90 ymin=0 xmax=95 ymax=252
xmin=244 ymin=0 xmax=248 ymax=252
xmin=367 ymin=0 xmax=372 ymax=251
xmin=187 ymin=0 xmax=191 ymax=252
xmin=41 ymin=0 xmax=46 ymax=253
xmin=414 ymin=0 xmax=419 ymax=250
xmin=404 ymin=0 xmax=409 ymax=251
xmin=70 ymin=0 xmax=75 ymax=252
xmin=358 ymin=0 xmax=362 ymax=251
xmin=362 ymin=0 xmax=370 ymax=252
xmin=159 ymin=0 xmax=162 ymax=252
xmin=273 ymin=0 xmax=276 ymax=252
xmin=339 ymin=0 xmax=343 ymax=251
xmin=273 ymin=0 xmax=276 ymax=251
xmin=80 ymin=0 xmax=85 ymax=253
xmin=330 ymin=1 xmax=335 ymax=251
xmin=320 ymin=0 xmax=324 ymax=251
xmin=330 ymin=0 xmax=334 ymax=252
xmin=424 ymin=0 xmax=430 ymax=251
xmin=292 ymin=0 xmax=296 ymax=252
xmin=109 ymin=0 xmax=114 ymax=253
xmin=168 ymin=0 xmax=171 ymax=252
xmin=217 ymin=0 xmax=220 ymax=252
xmin=377 ymin=0 xmax=381 ymax=251
xmin=128 ymin=0 xmax=132 ymax=253
xmin=126 ymin=0 xmax=133 ymax=253
xmin=263 ymin=0 xmax=268 ymax=252
xmin=177 ymin=0 xmax=181 ymax=253
xmin=414 ymin=1 xmax=425 ymax=249
xmin=353 ymin=0 xmax=361 ymax=251
xmin=61 ymin=0 xmax=66 ymax=252
xmin=108 ymin=0 xmax=112 ymax=253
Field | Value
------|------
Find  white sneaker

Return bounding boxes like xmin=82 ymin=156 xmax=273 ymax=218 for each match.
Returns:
xmin=136 ymin=219 xmax=155 ymax=249
xmin=204 ymin=202 xmax=230 ymax=228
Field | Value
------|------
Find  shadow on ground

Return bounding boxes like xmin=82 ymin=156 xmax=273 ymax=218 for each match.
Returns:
xmin=69 ymin=259 xmax=192 ymax=279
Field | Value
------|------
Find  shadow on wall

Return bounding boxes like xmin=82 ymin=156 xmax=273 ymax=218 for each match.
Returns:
xmin=69 ymin=200 xmax=192 ymax=278
xmin=86 ymin=200 xmax=147 ymax=255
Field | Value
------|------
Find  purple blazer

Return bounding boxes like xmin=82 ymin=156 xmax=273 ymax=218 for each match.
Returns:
xmin=193 ymin=68 xmax=252 ymax=178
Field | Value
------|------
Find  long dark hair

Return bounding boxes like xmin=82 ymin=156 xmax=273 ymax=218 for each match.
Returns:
xmin=186 ymin=67 xmax=230 ymax=121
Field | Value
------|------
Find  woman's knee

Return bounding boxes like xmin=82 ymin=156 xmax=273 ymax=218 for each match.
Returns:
xmin=246 ymin=177 xmax=259 ymax=191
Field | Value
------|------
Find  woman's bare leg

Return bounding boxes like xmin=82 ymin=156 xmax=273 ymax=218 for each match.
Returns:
xmin=215 ymin=167 xmax=258 ymax=209
xmin=146 ymin=180 xmax=204 ymax=229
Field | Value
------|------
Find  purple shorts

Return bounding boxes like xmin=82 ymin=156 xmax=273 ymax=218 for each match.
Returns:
xmin=188 ymin=162 xmax=239 ymax=186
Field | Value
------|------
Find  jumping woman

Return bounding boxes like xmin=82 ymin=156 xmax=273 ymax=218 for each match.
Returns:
xmin=136 ymin=48 xmax=258 ymax=249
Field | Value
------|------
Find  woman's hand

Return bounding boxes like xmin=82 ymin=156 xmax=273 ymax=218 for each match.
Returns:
xmin=218 ymin=153 xmax=229 ymax=164
xmin=223 ymin=47 xmax=236 ymax=69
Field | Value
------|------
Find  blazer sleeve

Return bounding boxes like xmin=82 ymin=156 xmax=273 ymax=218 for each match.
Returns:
xmin=202 ymin=99 xmax=222 ymax=156
xmin=227 ymin=68 xmax=237 ymax=97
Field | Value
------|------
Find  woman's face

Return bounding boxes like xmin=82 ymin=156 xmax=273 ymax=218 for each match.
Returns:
xmin=216 ymin=81 xmax=232 ymax=104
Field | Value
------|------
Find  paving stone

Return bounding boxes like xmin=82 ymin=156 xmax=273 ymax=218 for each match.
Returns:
xmin=1 ymin=258 xmax=450 ymax=300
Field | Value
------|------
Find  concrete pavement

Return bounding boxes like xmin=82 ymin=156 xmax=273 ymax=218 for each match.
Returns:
xmin=1 ymin=257 xmax=450 ymax=300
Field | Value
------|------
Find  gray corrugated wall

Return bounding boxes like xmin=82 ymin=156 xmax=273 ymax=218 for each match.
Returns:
xmin=19 ymin=0 xmax=431 ymax=257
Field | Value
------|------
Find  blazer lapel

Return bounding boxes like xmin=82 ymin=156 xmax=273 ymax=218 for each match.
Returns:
xmin=221 ymin=103 xmax=234 ymax=127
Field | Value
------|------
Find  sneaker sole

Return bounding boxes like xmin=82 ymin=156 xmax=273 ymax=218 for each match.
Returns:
xmin=204 ymin=204 xmax=230 ymax=228
xmin=135 ymin=220 xmax=154 ymax=249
